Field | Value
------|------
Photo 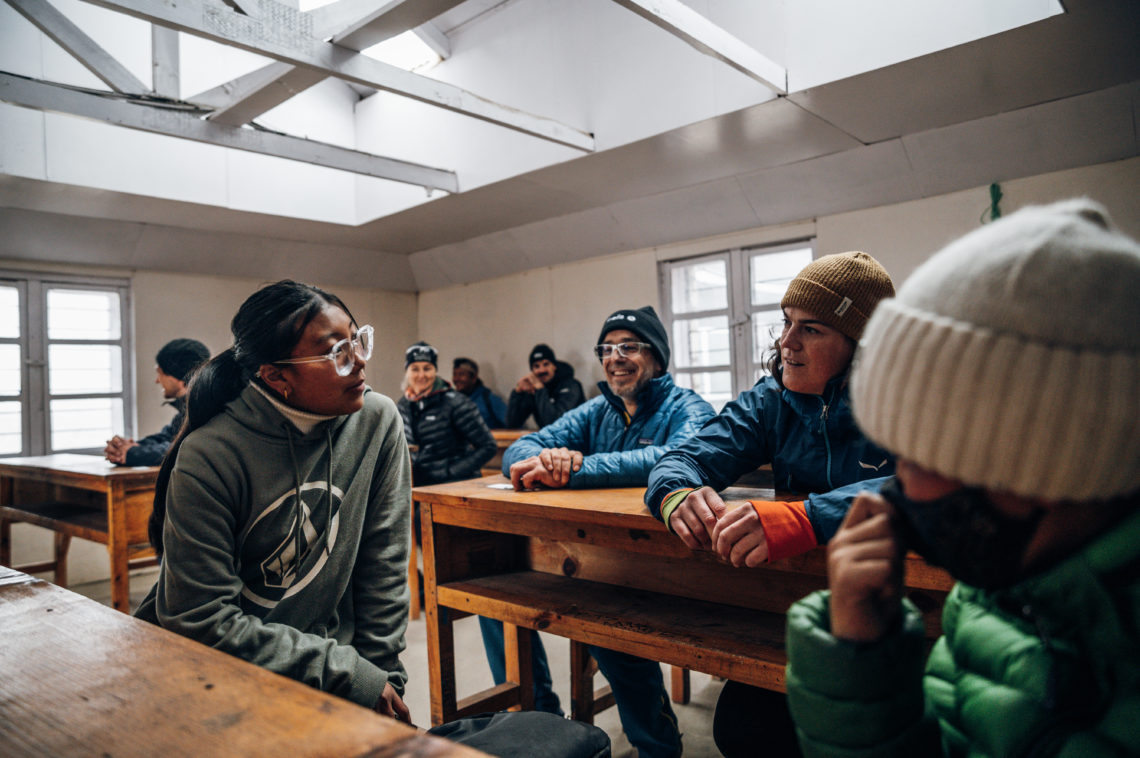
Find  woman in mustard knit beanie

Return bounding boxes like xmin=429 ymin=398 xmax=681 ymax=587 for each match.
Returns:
xmin=646 ymin=250 xmax=895 ymax=757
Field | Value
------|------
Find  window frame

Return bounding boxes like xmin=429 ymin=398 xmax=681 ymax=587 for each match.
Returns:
xmin=0 ymin=270 xmax=134 ymax=456
xmin=659 ymin=239 xmax=816 ymax=407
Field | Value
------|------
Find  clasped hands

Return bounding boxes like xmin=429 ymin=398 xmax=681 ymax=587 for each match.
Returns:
xmin=509 ymin=447 xmax=583 ymax=490
xmin=668 ymin=486 xmax=771 ymax=567
xmin=103 ymin=435 xmax=138 ymax=464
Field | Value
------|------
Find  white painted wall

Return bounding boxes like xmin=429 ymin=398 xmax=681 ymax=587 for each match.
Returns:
xmin=418 ymin=157 xmax=1140 ymax=406
xmin=1 ymin=262 xmax=418 ymax=585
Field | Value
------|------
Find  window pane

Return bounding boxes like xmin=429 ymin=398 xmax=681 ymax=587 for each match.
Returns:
xmin=47 ymin=288 xmax=121 ymax=340
xmin=750 ymin=248 xmax=813 ymax=306
xmin=674 ymin=371 xmax=733 ymax=412
xmin=49 ymin=344 xmax=123 ymax=395
xmin=752 ymin=309 xmax=784 ymax=365
xmin=671 ymin=260 xmax=727 ymax=314
xmin=50 ymin=397 xmax=124 ymax=450
xmin=0 ymin=344 xmax=20 ymax=395
xmin=0 ymin=286 xmax=18 ymax=338
xmin=0 ymin=401 xmax=20 ymax=455
xmin=672 ymin=315 xmax=730 ymax=369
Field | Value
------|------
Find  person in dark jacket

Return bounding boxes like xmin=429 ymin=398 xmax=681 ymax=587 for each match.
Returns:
xmin=645 ymin=251 xmax=895 ymax=758
xmin=398 ymin=342 xmax=496 ymax=487
xmin=452 ymin=357 xmax=508 ymax=428
xmin=495 ymin=306 xmax=716 ymax=758
xmin=104 ymin=337 xmax=210 ymax=466
xmin=786 ymin=199 xmax=1140 ymax=758
xmin=505 ymin=344 xmax=585 ymax=428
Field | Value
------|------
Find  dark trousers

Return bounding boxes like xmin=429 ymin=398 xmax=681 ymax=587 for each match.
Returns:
xmin=713 ymin=681 xmax=802 ymax=758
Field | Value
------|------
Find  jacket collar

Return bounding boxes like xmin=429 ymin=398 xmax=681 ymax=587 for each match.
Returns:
xmin=597 ymin=372 xmax=675 ymax=421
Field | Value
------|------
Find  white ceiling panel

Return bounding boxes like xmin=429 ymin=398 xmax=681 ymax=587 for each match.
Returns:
xmin=903 ymin=82 xmax=1140 ymax=198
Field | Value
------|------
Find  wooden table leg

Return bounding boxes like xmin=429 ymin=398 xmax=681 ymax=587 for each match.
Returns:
xmin=0 ymin=475 xmax=11 ymax=568
xmin=670 ymin=666 xmax=691 ymax=704
xmin=408 ymin=503 xmax=420 ymax=621
xmin=503 ymin=622 xmax=534 ymax=712
xmin=106 ymin=481 xmax=130 ymax=614
xmin=422 ymin=503 xmax=457 ymax=726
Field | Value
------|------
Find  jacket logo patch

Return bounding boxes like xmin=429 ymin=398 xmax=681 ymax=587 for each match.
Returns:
xmin=424 ymin=415 xmax=437 ymax=421
xmin=858 ymin=459 xmax=888 ymax=471
xmin=638 ymin=438 xmax=653 ymax=446
xmin=559 ymin=388 xmax=570 ymax=393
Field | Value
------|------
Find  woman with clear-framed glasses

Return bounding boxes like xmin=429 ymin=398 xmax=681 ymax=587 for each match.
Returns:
xmin=135 ymin=280 xmax=414 ymax=722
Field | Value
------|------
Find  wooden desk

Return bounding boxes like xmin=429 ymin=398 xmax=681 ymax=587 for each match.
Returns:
xmin=0 ymin=566 xmax=484 ymax=758
xmin=0 ymin=454 xmax=159 ymax=613
xmin=482 ymin=429 xmax=530 ymax=476
xmin=414 ymin=476 xmax=953 ymax=726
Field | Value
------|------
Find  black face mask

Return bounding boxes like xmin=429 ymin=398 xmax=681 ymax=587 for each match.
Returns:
xmin=880 ymin=476 xmax=1044 ymax=591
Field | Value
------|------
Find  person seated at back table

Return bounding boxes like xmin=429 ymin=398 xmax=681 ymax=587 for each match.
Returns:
xmin=785 ymin=199 xmax=1140 ymax=757
xmin=399 ymin=342 xmax=496 ymax=488
xmin=645 ymin=251 xmax=896 ymax=758
xmin=452 ymin=357 xmax=508 ymax=429
xmin=499 ymin=305 xmax=715 ymax=758
xmin=506 ymin=343 xmax=585 ymax=429
xmin=104 ymin=337 xmax=210 ymax=466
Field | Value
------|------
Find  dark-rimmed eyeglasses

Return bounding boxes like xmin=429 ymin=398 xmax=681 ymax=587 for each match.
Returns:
xmin=275 ymin=325 xmax=373 ymax=376
xmin=593 ymin=342 xmax=650 ymax=360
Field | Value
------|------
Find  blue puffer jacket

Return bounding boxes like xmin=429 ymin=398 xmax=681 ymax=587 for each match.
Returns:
xmin=502 ymin=373 xmax=715 ymax=489
xmin=645 ymin=373 xmax=894 ymax=543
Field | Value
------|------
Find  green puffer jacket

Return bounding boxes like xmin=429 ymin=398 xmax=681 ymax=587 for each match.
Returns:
xmin=785 ymin=506 xmax=1140 ymax=757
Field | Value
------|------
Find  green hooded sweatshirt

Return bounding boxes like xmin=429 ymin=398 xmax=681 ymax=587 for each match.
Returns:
xmin=135 ymin=385 xmax=411 ymax=709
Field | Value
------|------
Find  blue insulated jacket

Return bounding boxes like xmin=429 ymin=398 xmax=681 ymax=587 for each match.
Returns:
xmin=502 ymin=373 xmax=715 ymax=489
xmin=645 ymin=374 xmax=894 ymax=543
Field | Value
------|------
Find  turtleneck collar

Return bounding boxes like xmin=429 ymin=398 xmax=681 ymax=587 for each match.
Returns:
xmin=251 ymin=382 xmax=336 ymax=435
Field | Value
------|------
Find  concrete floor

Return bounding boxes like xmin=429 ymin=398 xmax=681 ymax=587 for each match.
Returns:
xmin=71 ymin=568 xmax=726 ymax=757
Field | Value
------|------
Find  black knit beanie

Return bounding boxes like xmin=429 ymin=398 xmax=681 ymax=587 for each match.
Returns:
xmin=596 ymin=306 xmax=670 ymax=370
xmin=529 ymin=344 xmax=556 ymax=368
xmin=405 ymin=341 xmax=438 ymax=368
xmin=156 ymin=338 xmax=210 ymax=383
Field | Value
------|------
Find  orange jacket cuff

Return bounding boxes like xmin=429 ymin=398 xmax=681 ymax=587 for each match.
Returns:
xmin=750 ymin=500 xmax=815 ymax=561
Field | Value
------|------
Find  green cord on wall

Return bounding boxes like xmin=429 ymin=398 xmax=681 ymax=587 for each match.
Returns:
xmin=981 ymin=182 xmax=1003 ymax=224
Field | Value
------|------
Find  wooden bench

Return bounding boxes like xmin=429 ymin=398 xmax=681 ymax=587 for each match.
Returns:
xmin=413 ymin=476 xmax=953 ymax=726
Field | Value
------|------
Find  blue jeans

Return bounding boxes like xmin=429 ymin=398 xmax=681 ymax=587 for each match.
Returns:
xmin=478 ymin=616 xmax=563 ymax=716
xmin=589 ymin=645 xmax=682 ymax=758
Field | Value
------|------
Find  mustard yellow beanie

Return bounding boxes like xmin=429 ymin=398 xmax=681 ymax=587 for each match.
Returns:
xmin=781 ymin=251 xmax=895 ymax=340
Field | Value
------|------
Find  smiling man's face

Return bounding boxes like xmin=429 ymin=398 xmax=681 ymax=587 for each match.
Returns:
xmin=600 ymin=328 xmax=658 ymax=401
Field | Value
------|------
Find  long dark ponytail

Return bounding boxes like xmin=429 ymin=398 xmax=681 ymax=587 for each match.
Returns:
xmin=148 ymin=280 xmax=355 ymax=554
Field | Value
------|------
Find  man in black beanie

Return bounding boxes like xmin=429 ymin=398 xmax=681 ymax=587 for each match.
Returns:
xmin=505 ymin=343 xmax=585 ymax=429
xmin=493 ymin=305 xmax=715 ymax=758
xmin=104 ymin=338 xmax=210 ymax=466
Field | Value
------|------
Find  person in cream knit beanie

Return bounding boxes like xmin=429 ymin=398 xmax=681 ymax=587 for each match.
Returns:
xmin=852 ymin=198 xmax=1140 ymax=502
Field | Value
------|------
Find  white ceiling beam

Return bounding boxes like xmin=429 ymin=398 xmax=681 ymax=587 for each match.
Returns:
xmin=151 ymin=25 xmax=180 ymax=99
xmin=190 ymin=61 xmax=328 ymax=127
xmin=79 ymin=0 xmax=594 ymax=151
xmin=0 ymin=72 xmax=459 ymax=193
xmin=415 ymin=21 xmax=451 ymax=60
xmin=323 ymin=0 xmax=466 ymax=51
xmin=6 ymin=0 xmax=149 ymax=96
xmin=611 ymin=0 xmax=787 ymax=94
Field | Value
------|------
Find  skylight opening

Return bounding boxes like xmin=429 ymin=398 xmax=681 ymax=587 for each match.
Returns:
xmin=362 ymin=30 xmax=442 ymax=73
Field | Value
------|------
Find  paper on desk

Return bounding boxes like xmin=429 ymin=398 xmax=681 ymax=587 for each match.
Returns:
xmin=487 ymin=483 xmax=514 ymax=490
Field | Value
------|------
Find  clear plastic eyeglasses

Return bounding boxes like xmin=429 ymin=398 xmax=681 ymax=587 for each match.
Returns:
xmin=593 ymin=341 xmax=651 ymax=360
xmin=275 ymin=325 xmax=374 ymax=376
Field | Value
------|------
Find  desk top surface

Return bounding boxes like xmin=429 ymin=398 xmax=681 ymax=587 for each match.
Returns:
xmin=490 ymin=428 xmax=529 ymax=445
xmin=0 ymin=454 xmax=159 ymax=483
xmin=0 ymin=566 xmax=483 ymax=758
xmin=412 ymin=474 xmax=775 ymax=528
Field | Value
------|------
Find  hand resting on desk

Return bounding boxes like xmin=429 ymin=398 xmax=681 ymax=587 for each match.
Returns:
xmin=374 ymin=682 xmax=413 ymax=724
xmin=508 ymin=447 xmax=583 ymax=490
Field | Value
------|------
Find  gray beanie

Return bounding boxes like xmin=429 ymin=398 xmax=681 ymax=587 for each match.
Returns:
xmin=852 ymin=199 xmax=1140 ymax=501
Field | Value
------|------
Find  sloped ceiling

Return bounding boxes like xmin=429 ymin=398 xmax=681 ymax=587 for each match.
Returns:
xmin=1 ymin=0 xmax=1137 ymax=291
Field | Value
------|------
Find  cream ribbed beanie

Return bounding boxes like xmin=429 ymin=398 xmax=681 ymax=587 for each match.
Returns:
xmin=852 ymin=199 xmax=1140 ymax=502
